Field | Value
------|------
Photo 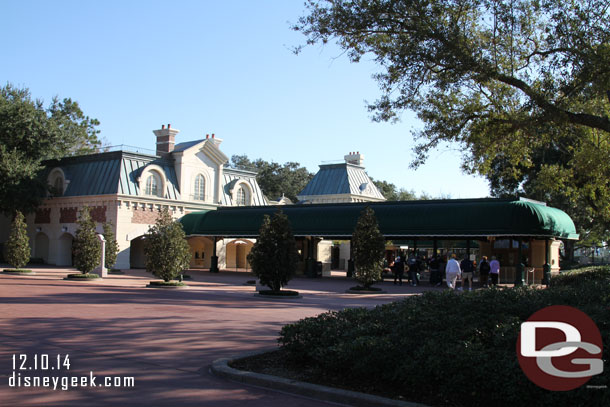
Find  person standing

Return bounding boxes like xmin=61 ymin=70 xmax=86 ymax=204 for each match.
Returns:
xmin=489 ymin=256 xmax=500 ymax=286
xmin=407 ymin=253 xmax=419 ymax=287
xmin=392 ymin=255 xmax=406 ymax=285
xmin=445 ymin=253 xmax=461 ymax=289
xmin=460 ymin=256 xmax=474 ymax=291
xmin=479 ymin=256 xmax=491 ymax=287
xmin=429 ymin=254 xmax=441 ymax=287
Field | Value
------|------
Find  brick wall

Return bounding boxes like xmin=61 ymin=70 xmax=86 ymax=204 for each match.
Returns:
xmin=131 ymin=207 xmax=173 ymax=224
xmin=60 ymin=207 xmax=78 ymax=223
xmin=90 ymin=206 xmax=107 ymax=223
xmin=35 ymin=208 xmax=51 ymax=224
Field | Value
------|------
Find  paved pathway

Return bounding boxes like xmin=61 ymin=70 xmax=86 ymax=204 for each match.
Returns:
xmin=0 ymin=266 xmax=442 ymax=406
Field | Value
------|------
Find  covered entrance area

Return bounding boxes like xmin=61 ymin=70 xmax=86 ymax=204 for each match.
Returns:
xmin=225 ymin=239 xmax=253 ymax=271
xmin=56 ymin=232 xmax=74 ymax=266
xmin=180 ymin=198 xmax=578 ymax=284
xmin=187 ymin=236 xmax=214 ymax=269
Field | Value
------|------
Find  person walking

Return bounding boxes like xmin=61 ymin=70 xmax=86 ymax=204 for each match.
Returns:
xmin=479 ymin=256 xmax=491 ymax=287
xmin=489 ymin=256 xmax=500 ymax=286
xmin=445 ymin=253 xmax=461 ymax=289
xmin=460 ymin=256 xmax=474 ymax=291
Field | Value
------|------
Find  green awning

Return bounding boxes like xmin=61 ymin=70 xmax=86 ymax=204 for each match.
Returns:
xmin=179 ymin=198 xmax=579 ymax=240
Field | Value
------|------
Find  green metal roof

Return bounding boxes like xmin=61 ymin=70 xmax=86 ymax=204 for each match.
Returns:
xmin=42 ymin=151 xmax=181 ymax=199
xmin=297 ymin=162 xmax=385 ymax=201
xmin=180 ymin=198 xmax=579 ymax=240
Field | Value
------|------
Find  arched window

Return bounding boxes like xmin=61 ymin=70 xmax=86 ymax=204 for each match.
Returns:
xmin=194 ymin=174 xmax=205 ymax=200
xmin=236 ymin=186 xmax=249 ymax=206
xmin=54 ymin=176 xmax=64 ymax=196
xmin=48 ymin=168 xmax=66 ymax=197
xmin=145 ymin=174 xmax=159 ymax=196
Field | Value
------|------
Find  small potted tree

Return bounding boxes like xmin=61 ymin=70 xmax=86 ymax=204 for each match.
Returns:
xmin=3 ymin=211 xmax=34 ymax=275
xmin=103 ymin=221 xmax=121 ymax=274
xmin=144 ymin=208 xmax=191 ymax=288
xmin=348 ymin=206 xmax=386 ymax=293
xmin=248 ymin=210 xmax=300 ymax=297
xmin=67 ymin=207 xmax=102 ymax=280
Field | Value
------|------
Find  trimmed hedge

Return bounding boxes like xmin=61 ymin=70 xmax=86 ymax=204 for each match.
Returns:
xmin=279 ymin=266 xmax=610 ymax=407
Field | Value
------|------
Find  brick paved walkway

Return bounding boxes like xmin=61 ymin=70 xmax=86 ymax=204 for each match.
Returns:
xmin=0 ymin=266 xmax=442 ymax=406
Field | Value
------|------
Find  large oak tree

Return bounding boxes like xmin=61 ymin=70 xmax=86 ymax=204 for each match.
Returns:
xmin=295 ymin=0 xmax=610 ymax=243
xmin=0 ymin=84 xmax=101 ymax=215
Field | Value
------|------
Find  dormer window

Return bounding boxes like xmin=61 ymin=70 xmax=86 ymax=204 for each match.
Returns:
xmin=145 ymin=173 xmax=159 ymax=196
xmin=54 ymin=177 xmax=64 ymax=196
xmin=236 ymin=186 xmax=250 ymax=206
xmin=139 ymin=165 xmax=167 ymax=198
xmin=48 ymin=168 xmax=66 ymax=197
xmin=194 ymin=174 xmax=205 ymax=201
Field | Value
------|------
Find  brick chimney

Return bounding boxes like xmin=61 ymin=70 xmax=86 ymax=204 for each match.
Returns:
xmin=344 ymin=151 xmax=364 ymax=166
xmin=153 ymin=123 xmax=180 ymax=156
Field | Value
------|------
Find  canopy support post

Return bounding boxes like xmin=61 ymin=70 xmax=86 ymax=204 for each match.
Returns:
xmin=210 ymin=236 xmax=219 ymax=273
xmin=514 ymin=238 xmax=524 ymax=286
xmin=542 ymin=239 xmax=551 ymax=287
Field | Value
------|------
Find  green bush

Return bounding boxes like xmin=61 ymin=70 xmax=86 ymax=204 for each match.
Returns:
xmin=551 ymin=265 xmax=610 ymax=287
xmin=247 ymin=210 xmax=298 ymax=292
xmin=144 ymin=208 xmax=191 ymax=282
xmin=5 ymin=211 xmax=30 ymax=269
xmin=73 ymin=207 xmax=102 ymax=274
xmin=279 ymin=266 xmax=610 ymax=407
xmin=351 ymin=206 xmax=385 ymax=289
xmin=102 ymin=221 xmax=119 ymax=269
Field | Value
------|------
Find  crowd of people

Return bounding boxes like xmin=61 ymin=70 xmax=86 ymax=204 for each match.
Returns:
xmin=387 ymin=251 xmax=501 ymax=290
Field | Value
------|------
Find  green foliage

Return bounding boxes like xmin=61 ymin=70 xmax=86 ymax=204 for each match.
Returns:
xmin=230 ymin=155 xmax=313 ymax=202
xmin=247 ymin=210 xmax=299 ymax=292
xmin=370 ymin=178 xmax=417 ymax=201
xmin=144 ymin=208 xmax=191 ymax=282
xmin=5 ymin=211 xmax=30 ymax=269
xmin=0 ymin=84 xmax=100 ymax=215
xmin=295 ymin=0 xmax=610 ymax=244
xmin=351 ymin=206 xmax=385 ymax=288
xmin=72 ymin=207 xmax=102 ymax=274
xmin=279 ymin=266 xmax=610 ymax=406
xmin=551 ymin=265 xmax=610 ymax=287
xmin=102 ymin=221 xmax=119 ymax=269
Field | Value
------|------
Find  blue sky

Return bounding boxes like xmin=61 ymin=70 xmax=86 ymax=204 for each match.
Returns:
xmin=2 ymin=0 xmax=490 ymax=198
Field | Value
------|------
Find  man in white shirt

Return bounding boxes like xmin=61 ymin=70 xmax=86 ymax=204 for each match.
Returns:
xmin=445 ymin=253 xmax=461 ymax=289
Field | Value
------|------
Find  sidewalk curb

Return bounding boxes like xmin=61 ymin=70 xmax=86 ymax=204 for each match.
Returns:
xmin=210 ymin=350 xmax=430 ymax=407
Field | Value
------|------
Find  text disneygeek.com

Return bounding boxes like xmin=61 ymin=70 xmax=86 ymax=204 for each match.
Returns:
xmin=8 ymin=354 xmax=135 ymax=391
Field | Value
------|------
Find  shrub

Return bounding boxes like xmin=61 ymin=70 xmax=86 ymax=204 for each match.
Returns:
xmin=102 ymin=221 xmax=119 ymax=269
xmin=279 ymin=266 xmax=610 ymax=407
xmin=551 ymin=265 xmax=610 ymax=287
xmin=5 ymin=211 xmax=30 ymax=269
xmin=351 ymin=206 xmax=385 ymax=288
xmin=144 ymin=208 xmax=191 ymax=282
xmin=72 ymin=207 xmax=102 ymax=274
xmin=247 ymin=210 xmax=298 ymax=292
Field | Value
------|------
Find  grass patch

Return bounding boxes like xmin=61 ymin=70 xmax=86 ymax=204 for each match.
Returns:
xmin=65 ymin=273 xmax=100 ymax=279
xmin=348 ymin=285 xmax=383 ymax=291
xmin=240 ymin=266 xmax=610 ymax=407
xmin=147 ymin=280 xmax=187 ymax=287
xmin=258 ymin=289 xmax=300 ymax=297
xmin=3 ymin=269 xmax=34 ymax=273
